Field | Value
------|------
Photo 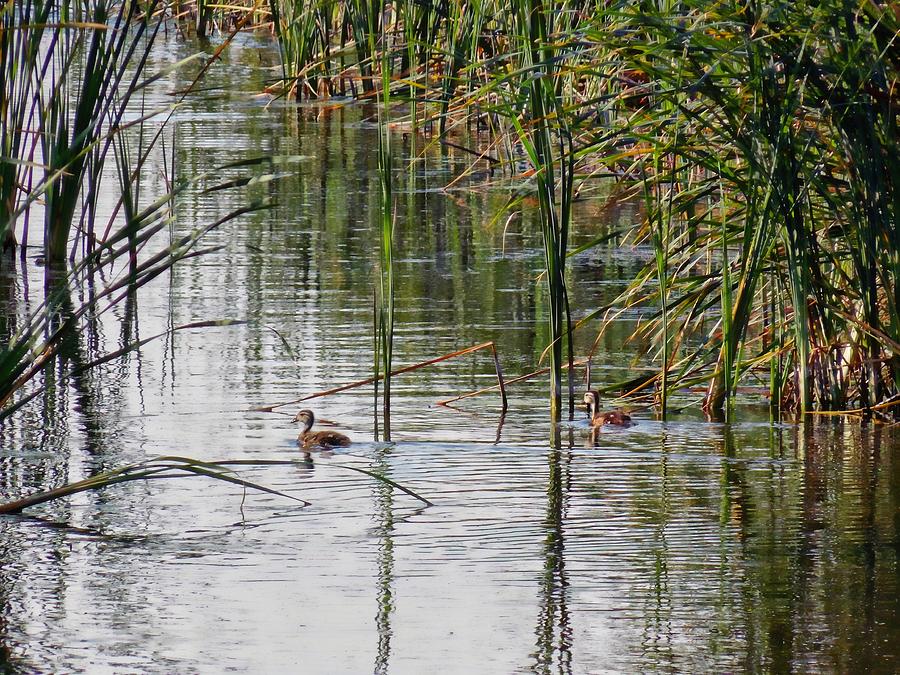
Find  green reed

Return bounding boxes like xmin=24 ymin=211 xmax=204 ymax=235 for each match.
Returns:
xmin=1 ymin=0 xmax=164 ymax=269
xmin=508 ymin=0 xmax=576 ymax=421
xmin=536 ymin=0 xmax=885 ymax=416
xmin=268 ymin=0 xmax=330 ymax=98
xmin=264 ymin=0 xmax=900 ymax=416
xmin=374 ymin=14 xmax=394 ymax=438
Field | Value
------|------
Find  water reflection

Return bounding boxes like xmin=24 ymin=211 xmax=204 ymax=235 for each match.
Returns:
xmin=373 ymin=445 xmax=395 ymax=674
xmin=642 ymin=431 xmax=672 ymax=669
xmin=1 ymin=418 xmax=898 ymax=670
xmin=532 ymin=445 xmax=573 ymax=673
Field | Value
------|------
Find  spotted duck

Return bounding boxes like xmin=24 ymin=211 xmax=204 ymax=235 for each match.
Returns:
xmin=293 ymin=409 xmax=352 ymax=449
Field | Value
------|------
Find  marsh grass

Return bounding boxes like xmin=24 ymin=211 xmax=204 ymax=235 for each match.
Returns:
xmin=194 ymin=0 xmax=900 ymax=416
xmin=597 ymin=1 xmax=900 ymax=415
xmin=0 ymin=157 xmax=276 ymax=420
xmin=506 ymin=1 xmax=578 ymax=422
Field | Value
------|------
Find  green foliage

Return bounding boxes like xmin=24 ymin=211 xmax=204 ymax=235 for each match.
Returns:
xmin=261 ymin=0 xmax=900 ymax=416
xmin=0 ymin=158 xmax=273 ymax=420
xmin=1 ymin=0 xmax=169 ymax=265
xmin=506 ymin=1 xmax=577 ymax=422
xmin=599 ymin=0 xmax=900 ymax=415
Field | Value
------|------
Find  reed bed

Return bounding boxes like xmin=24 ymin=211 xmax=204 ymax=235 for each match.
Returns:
xmin=260 ymin=0 xmax=900 ymax=417
xmin=597 ymin=1 xmax=900 ymax=417
xmin=0 ymin=1 xmax=278 ymax=418
xmin=5 ymin=0 xmax=898 ymax=423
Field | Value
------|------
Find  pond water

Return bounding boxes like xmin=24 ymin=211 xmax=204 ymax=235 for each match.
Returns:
xmin=1 ymin=32 xmax=898 ymax=674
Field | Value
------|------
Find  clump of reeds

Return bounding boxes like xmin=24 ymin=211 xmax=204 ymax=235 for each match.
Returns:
xmin=1 ymin=0 xmax=168 ymax=269
xmin=257 ymin=0 xmax=900 ymax=418
xmin=505 ymin=1 xmax=578 ymax=422
xmin=0 ymin=0 xmax=283 ymax=417
xmin=594 ymin=0 xmax=900 ymax=417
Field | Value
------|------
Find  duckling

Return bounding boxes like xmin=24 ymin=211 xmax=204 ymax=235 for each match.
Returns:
xmin=582 ymin=391 xmax=633 ymax=428
xmin=293 ymin=409 xmax=352 ymax=449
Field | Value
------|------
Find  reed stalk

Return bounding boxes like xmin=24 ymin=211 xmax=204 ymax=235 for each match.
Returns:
xmin=375 ymin=14 xmax=395 ymax=438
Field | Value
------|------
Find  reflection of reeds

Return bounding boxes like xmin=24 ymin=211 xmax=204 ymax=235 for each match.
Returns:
xmin=372 ymin=445 xmax=395 ymax=674
xmin=533 ymin=447 xmax=572 ymax=671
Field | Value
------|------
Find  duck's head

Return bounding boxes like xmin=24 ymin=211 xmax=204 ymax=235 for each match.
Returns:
xmin=582 ymin=390 xmax=600 ymax=416
xmin=292 ymin=409 xmax=315 ymax=433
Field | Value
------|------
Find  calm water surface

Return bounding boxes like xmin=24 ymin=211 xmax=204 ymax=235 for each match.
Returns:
xmin=0 ymin=33 xmax=898 ymax=674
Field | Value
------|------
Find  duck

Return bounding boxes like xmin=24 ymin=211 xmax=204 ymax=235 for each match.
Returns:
xmin=292 ymin=409 xmax=352 ymax=449
xmin=582 ymin=390 xmax=633 ymax=428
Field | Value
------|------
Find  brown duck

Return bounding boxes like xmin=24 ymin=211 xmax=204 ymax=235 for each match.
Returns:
xmin=293 ymin=409 xmax=352 ymax=449
xmin=583 ymin=391 xmax=633 ymax=428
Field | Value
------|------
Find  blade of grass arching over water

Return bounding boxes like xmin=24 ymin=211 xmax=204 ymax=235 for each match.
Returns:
xmin=192 ymin=459 xmax=434 ymax=506
xmin=0 ymin=456 xmax=309 ymax=515
xmin=327 ymin=464 xmax=433 ymax=507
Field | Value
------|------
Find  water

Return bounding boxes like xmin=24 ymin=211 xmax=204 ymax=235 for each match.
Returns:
xmin=1 ymin=33 xmax=898 ymax=673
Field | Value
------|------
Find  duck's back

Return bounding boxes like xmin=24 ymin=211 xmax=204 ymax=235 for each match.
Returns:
xmin=301 ymin=430 xmax=352 ymax=449
xmin=594 ymin=410 xmax=632 ymax=427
